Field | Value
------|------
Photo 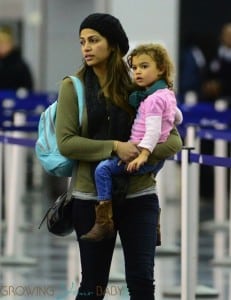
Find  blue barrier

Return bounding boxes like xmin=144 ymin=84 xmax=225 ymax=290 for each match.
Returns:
xmin=172 ymin=151 xmax=231 ymax=168
xmin=0 ymin=133 xmax=230 ymax=168
xmin=178 ymin=102 xmax=231 ymax=127
xmin=0 ymin=135 xmax=35 ymax=148
xmin=197 ymin=128 xmax=231 ymax=141
xmin=0 ymin=90 xmax=57 ymax=130
xmin=0 ymin=90 xmax=17 ymax=99
xmin=0 ymin=125 xmax=38 ymax=132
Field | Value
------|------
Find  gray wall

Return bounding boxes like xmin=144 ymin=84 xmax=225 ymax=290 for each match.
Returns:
xmin=44 ymin=0 xmax=95 ymax=91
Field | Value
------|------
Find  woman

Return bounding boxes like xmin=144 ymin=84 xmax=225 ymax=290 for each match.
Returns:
xmin=56 ymin=13 xmax=182 ymax=300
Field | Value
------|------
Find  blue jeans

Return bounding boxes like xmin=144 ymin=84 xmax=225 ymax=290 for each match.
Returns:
xmin=72 ymin=193 xmax=159 ymax=300
xmin=95 ymin=157 xmax=164 ymax=200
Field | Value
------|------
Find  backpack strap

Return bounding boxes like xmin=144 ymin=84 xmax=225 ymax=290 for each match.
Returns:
xmin=68 ymin=76 xmax=85 ymax=126
xmin=67 ymin=76 xmax=84 ymax=187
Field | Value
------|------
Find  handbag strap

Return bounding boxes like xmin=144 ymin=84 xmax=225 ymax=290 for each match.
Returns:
xmin=66 ymin=165 xmax=77 ymax=200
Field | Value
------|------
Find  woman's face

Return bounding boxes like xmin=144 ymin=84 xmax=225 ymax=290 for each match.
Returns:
xmin=80 ymin=29 xmax=112 ymax=69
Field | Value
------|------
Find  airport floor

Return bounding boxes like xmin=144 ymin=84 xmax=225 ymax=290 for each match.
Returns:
xmin=0 ymin=166 xmax=231 ymax=300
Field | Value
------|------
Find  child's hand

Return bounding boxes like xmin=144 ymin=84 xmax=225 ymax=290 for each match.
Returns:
xmin=126 ymin=153 xmax=149 ymax=172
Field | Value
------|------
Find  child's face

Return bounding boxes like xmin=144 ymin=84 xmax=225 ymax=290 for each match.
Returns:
xmin=131 ymin=54 xmax=163 ymax=89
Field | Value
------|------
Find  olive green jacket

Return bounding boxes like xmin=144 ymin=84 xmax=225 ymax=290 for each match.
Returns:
xmin=56 ymin=77 xmax=183 ymax=197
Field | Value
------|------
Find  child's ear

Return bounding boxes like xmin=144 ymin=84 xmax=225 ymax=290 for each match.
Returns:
xmin=158 ymin=68 xmax=165 ymax=76
xmin=158 ymin=71 xmax=164 ymax=78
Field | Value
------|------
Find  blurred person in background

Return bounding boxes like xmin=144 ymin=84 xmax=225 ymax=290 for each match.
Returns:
xmin=179 ymin=32 xmax=217 ymax=200
xmin=179 ymin=32 xmax=207 ymax=100
xmin=0 ymin=27 xmax=65 ymax=203
xmin=0 ymin=26 xmax=34 ymax=91
xmin=199 ymin=23 xmax=231 ymax=200
xmin=202 ymin=22 xmax=231 ymax=102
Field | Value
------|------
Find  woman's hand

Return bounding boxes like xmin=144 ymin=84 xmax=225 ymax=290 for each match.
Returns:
xmin=114 ymin=141 xmax=140 ymax=163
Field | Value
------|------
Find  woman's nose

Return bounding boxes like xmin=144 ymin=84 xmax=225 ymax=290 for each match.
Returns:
xmin=83 ymin=42 xmax=91 ymax=51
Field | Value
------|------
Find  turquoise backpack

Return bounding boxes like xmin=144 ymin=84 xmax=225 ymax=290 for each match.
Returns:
xmin=35 ymin=76 xmax=84 ymax=177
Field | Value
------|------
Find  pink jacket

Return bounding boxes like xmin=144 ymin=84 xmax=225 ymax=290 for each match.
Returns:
xmin=130 ymin=88 xmax=182 ymax=152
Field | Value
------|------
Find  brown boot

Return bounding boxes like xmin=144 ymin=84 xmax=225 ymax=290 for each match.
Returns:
xmin=156 ymin=208 xmax=161 ymax=246
xmin=80 ymin=201 xmax=115 ymax=242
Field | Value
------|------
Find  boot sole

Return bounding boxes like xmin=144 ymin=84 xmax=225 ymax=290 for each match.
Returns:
xmin=80 ymin=231 xmax=116 ymax=242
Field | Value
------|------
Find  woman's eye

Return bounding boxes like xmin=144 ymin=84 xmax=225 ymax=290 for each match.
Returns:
xmin=90 ymin=38 xmax=98 ymax=43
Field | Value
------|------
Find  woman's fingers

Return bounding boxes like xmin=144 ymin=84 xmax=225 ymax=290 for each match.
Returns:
xmin=117 ymin=142 xmax=139 ymax=162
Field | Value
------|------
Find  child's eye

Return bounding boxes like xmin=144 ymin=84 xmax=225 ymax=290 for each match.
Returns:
xmin=141 ymin=64 xmax=149 ymax=69
xmin=131 ymin=66 xmax=137 ymax=71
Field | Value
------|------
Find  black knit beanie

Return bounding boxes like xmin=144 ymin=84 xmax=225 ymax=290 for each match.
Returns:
xmin=79 ymin=13 xmax=129 ymax=56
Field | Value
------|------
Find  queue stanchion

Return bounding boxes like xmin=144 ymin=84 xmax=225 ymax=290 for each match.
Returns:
xmin=163 ymin=145 xmax=219 ymax=299
xmin=214 ymin=138 xmax=228 ymax=229
xmin=185 ymin=125 xmax=200 ymax=240
xmin=183 ymin=125 xmax=219 ymax=298
xmin=211 ymin=137 xmax=228 ymax=264
xmin=190 ymin=127 xmax=231 ymax=268
xmin=180 ymin=146 xmax=218 ymax=298
xmin=163 ymin=147 xmax=196 ymax=299
xmin=157 ymin=124 xmax=199 ymax=258
xmin=212 ymin=147 xmax=231 ymax=267
xmin=155 ymin=161 xmax=181 ymax=257
xmin=201 ymin=137 xmax=229 ymax=232
xmin=201 ymin=98 xmax=229 ymax=232
xmin=181 ymin=147 xmax=196 ymax=300
xmin=229 ymin=169 xmax=231 ymax=300
xmin=0 ymin=112 xmax=37 ymax=266
xmin=0 ymin=132 xmax=3 ymax=257
xmin=199 ymin=125 xmax=231 ymax=234
xmin=185 ymin=125 xmax=200 ymax=292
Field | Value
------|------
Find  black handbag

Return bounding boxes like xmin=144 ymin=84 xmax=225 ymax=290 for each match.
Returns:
xmin=38 ymin=192 xmax=74 ymax=236
xmin=38 ymin=171 xmax=77 ymax=237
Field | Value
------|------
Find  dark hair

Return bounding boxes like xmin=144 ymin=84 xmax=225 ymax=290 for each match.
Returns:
xmin=77 ymin=46 xmax=134 ymax=117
